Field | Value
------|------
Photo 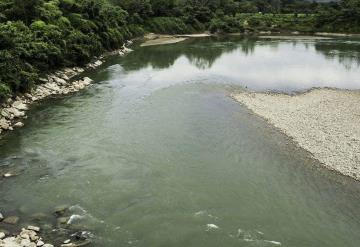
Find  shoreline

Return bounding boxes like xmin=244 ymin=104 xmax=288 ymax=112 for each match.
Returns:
xmin=231 ymin=88 xmax=360 ymax=181
xmin=0 ymin=205 xmax=95 ymax=247
xmin=0 ymin=41 xmax=133 ymax=138
xmin=140 ymin=33 xmax=212 ymax=46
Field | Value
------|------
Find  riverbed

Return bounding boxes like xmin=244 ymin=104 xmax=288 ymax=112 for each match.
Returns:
xmin=1 ymin=36 xmax=360 ymax=246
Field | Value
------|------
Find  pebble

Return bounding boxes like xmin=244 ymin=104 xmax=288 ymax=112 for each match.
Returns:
xmin=64 ymin=239 xmax=71 ymax=244
xmin=36 ymin=240 xmax=44 ymax=246
xmin=0 ymin=212 xmax=3 ymax=221
xmin=0 ymin=232 xmax=5 ymax=239
xmin=21 ymin=238 xmax=31 ymax=246
xmin=27 ymin=226 xmax=40 ymax=232
xmin=3 ymin=173 xmax=14 ymax=178
xmin=14 ymin=122 xmax=24 ymax=128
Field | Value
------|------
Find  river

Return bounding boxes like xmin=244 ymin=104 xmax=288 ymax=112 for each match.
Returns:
xmin=0 ymin=36 xmax=360 ymax=246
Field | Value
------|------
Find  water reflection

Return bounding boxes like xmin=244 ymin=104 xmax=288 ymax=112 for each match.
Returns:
xmin=122 ymin=37 xmax=245 ymax=70
xmin=118 ymin=36 xmax=360 ymax=92
xmin=314 ymin=40 xmax=360 ymax=70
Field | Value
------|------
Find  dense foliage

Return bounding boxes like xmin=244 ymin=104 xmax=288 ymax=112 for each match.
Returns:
xmin=0 ymin=0 xmax=358 ymax=99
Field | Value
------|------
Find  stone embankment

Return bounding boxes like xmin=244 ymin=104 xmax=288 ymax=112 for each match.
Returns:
xmin=0 ymin=42 xmax=133 ymax=136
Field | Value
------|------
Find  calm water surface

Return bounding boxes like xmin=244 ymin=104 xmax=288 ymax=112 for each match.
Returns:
xmin=1 ymin=36 xmax=360 ymax=246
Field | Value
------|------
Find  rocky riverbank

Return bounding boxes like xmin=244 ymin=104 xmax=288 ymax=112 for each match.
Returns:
xmin=0 ymin=226 xmax=53 ymax=247
xmin=0 ymin=205 xmax=95 ymax=247
xmin=232 ymin=88 xmax=360 ymax=181
xmin=0 ymin=42 xmax=133 ymax=137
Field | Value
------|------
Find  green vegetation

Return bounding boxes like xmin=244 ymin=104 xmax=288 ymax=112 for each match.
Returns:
xmin=0 ymin=0 xmax=359 ymax=99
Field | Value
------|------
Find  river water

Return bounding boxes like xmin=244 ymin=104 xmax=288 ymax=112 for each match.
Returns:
xmin=1 ymin=36 xmax=360 ymax=246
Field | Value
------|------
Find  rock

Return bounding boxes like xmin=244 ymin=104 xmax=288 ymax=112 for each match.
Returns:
xmin=14 ymin=122 xmax=24 ymax=128
xmin=43 ymin=244 xmax=54 ymax=247
xmin=61 ymin=240 xmax=91 ymax=247
xmin=36 ymin=240 xmax=44 ymax=246
xmin=61 ymin=244 xmax=75 ymax=247
xmin=82 ymin=77 xmax=92 ymax=85
xmin=27 ymin=226 xmax=40 ymax=232
xmin=0 ymin=118 xmax=10 ymax=130
xmin=0 ymin=212 xmax=3 ymax=221
xmin=1 ymin=237 xmax=17 ymax=246
xmin=64 ymin=68 xmax=76 ymax=77
xmin=54 ymin=205 xmax=69 ymax=217
xmin=0 ymin=232 xmax=5 ymax=239
xmin=21 ymin=238 xmax=31 ymax=246
xmin=53 ymin=77 xmax=67 ymax=86
xmin=64 ymin=239 xmax=71 ymax=244
xmin=3 ymin=173 xmax=15 ymax=178
xmin=1 ymin=109 xmax=12 ymax=119
xmin=39 ymin=78 xmax=48 ymax=83
xmin=3 ymin=216 xmax=19 ymax=224
xmin=6 ymin=98 xmax=13 ymax=104
xmin=44 ymin=83 xmax=61 ymax=93
xmin=20 ymin=232 xmax=30 ymax=239
xmin=12 ymin=101 xmax=28 ymax=111
xmin=0 ymin=229 xmax=10 ymax=236
xmin=24 ymin=93 xmax=33 ymax=99
xmin=6 ymin=107 xmax=25 ymax=118
xmin=73 ymin=67 xmax=84 ymax=73
xmin=61 ymin=74 xmax=69 ymax=81
xmin=94 ymin=60 xmax=103 ymax=66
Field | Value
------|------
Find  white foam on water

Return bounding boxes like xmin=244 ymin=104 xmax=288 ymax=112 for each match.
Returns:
xmin=67 ymin=214 xmax=84 ymax=224
xmin=206 ymin=224 xmax=220 ymax=231
xmin=235 ymin=228 xmax=282 ymax=246
xmin=264 ymin=240 xmax=282 ymax=246
xmin=194 ymin=210 xmax=206 ymax=217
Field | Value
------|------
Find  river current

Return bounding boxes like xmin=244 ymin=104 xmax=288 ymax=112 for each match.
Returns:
xmin=1 ymin=36 xmax=360 ymax=246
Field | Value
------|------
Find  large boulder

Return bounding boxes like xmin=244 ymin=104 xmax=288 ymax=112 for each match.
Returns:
xmin=52 ymin=76 xmax=67 ymax=86
xmin=12 ymin=101 xmax=28 ymax=111
xmin=0 ymin=118 xmax=10 ymax=130
xmin=6 ymin=108 xmax=25 ymax=118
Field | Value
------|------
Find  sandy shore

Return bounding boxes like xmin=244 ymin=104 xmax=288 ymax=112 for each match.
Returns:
xmin=232 ymin=88 xmax=360 ymax=180
xmin=141 ymin=36 xmax=187 ymax=46
xmin=141 ymin=33 xmax=211 ymax=47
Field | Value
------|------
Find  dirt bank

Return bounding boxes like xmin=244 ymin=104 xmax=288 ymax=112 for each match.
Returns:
xmin=232 ymin=88 xmax=360 ymax=180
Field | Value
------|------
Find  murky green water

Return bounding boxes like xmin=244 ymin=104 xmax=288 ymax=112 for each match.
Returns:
xmin=1 ymin=36 xmax=360 ymax=246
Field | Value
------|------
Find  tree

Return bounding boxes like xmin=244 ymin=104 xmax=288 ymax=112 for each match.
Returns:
xmin=7 ymin=0 xmax=44 ymax=25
